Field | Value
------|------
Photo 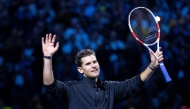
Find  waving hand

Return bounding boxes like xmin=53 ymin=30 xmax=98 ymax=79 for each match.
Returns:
xmin=42 ymin=33 xmax=59 ymax=56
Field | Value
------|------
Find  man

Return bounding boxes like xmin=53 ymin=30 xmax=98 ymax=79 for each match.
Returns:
xmin=42 ymin=33 xmax=164 ymax=109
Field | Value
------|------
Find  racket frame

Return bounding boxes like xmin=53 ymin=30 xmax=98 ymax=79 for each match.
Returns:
xmin=128 ymin=7 xmax=172 ymax=82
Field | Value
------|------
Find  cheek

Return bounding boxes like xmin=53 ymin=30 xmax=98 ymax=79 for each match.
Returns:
xmin=84 ymin=66 xmax=91 ymax=72
xmin=96 ymin=63 xmax=100 ymax=68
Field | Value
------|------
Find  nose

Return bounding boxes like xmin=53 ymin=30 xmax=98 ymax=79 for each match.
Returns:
xmin=91 ymin=63 xmax=96 ymax=68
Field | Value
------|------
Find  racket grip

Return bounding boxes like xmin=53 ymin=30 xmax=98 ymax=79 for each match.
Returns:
xmin=159 ymin=62 xmax=172 ymax=82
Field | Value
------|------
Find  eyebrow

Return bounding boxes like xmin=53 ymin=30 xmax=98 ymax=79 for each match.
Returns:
xmin=84 ymin=60 xmax=97 ymax=65
xmin=85 ymin=62 xmax=91 ymax=65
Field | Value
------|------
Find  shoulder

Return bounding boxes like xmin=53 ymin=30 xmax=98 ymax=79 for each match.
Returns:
xmin=56 ymin=79 xmax=82 ymax=86
xmin=44 ymin=79 xmax=82 ymax=88
xmin=103 ymin=75 xmax=144 ymax=87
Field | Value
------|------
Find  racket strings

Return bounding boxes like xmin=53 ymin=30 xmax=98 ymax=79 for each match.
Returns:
xmin=129 ymin=8 xmax=158 ymax=44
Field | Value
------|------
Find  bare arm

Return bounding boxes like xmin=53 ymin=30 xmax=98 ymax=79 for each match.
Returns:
xmin=42 ymin=33 xmax=59 ymax=85
xmin=140 ymin=48 xmax=164 ymax=82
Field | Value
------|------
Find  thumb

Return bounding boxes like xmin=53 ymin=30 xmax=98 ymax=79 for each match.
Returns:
xmin=148 ymin=49 xmax=154 ymax=56
xmin=55 ymin=42 xmax=59 ymax=50
xmin=148 ymin=49 xmax=158 ymax=59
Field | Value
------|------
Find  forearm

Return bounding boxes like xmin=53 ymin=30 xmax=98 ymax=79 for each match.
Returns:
xmin=140 ymin=48 xmax=163 ymax=83
xmin=43 ymin=58 xmax=54 ymax=85
xmin=42 ymin=34 xmax=59 ymax=85
xmin=140 ymin=64 xmax=156 ymax=83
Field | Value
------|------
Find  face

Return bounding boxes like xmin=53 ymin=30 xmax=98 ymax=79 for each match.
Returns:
xmin=77 ymin=55 xmax=100 ymax=79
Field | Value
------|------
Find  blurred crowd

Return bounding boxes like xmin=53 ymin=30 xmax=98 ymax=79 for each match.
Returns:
xmin=0 ymin=0 xmax=190 ymax=109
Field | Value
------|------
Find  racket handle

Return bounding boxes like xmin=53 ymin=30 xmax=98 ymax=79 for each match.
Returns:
xmin=159 ymin=62 xmax=172 ymax=82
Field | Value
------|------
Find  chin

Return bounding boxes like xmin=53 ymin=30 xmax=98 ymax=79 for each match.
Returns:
xmin=94 ymin=73 xmax=100 ymax=78
xmin=89 ymin=73 xmax=100 ymax=79
xmin=94 ymin=74 xmax=99 ymax=78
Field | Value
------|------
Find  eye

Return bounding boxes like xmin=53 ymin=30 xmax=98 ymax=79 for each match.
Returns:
xmin=86 ymin=62 xmax=91 ymax=66
xmin=93 ymin=60 xmax=97 ymax=64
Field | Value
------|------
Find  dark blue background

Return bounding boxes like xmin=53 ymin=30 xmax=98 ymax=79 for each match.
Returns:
xmin=0 ymin=0 xmax=189 ymax=109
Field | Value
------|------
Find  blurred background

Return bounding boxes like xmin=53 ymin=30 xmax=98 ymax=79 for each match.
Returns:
xmin=0 ymin=0 xmax=190 ymax=109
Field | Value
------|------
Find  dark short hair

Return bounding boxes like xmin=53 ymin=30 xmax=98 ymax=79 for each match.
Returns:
xmin=75 ymin=49 xmax=96 ymax=67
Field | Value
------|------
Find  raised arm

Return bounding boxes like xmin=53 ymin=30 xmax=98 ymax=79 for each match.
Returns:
xmin=42 ymin=33 xmax=59 ymax=85
xmin=140 ymin=48 xmax=164 ymax=82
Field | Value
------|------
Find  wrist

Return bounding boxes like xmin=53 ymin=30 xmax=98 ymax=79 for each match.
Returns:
xmin=43 ymin=53 xmax=53 ymax=56
xmin=149 ymin=63 xmax=158 ymax=71
xmin=43 ymin=55 xmax=52 ymax=59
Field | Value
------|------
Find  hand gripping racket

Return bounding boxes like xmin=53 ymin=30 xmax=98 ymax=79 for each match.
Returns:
xmin=128 ymin=7 xmax=172 ymax=82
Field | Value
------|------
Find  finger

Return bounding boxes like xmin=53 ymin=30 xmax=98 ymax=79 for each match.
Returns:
xmin=155 ymin=49 xmax=162 ymax=55
xmin=158 ymin=54 xmax=163 ymax=59
xmin=157 ymin=47 xmax=161 ymax=50
xmin=157 ymin=47 xmax=162 ymax=53
xmin=159 ymin=47 xmax=162 ymax=50
xmin=52 ymin=35 xmax=56 ymax=43
xmin=157 ymin=51 xmax=163 ymax=56
xmin=42 ymin=37 xmax=45 ymax=45
xmin=159 ymin=51 xmax=163 ymax=54
xmin=46 ymin=34 xmax=48 ymax=43
xmin=158 ymin=53 xmax=163 ymax=60
xmin=158 ymin=57 xmax=164 ymax=62
xmin=49 ymin=33 xmax=52 ymax=43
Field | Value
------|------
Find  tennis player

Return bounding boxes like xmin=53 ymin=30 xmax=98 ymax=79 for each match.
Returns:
xmin=42 ymin=33 xmax=163 ymax=109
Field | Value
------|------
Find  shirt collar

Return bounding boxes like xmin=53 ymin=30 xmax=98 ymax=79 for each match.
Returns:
xmin=82 ymin=76 xmax=97 ymax=88
xmin=82 ymin=76 xmax=105 ymax=89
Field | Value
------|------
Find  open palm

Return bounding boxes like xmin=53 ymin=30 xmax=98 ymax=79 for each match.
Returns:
xmin=42 ymin=33 xmax=59 ymax=56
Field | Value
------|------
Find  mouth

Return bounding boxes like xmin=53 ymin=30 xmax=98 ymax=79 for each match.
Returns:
xmin=91 ymin=69 xmax=98 ymax=73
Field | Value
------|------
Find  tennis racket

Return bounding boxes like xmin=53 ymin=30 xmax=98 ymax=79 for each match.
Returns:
xmin=128 ymin=7 xmax=172 ymax=82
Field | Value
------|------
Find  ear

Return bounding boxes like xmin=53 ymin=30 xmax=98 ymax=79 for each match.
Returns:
xmin=77 ymin=67 xmax=83 ymax=74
